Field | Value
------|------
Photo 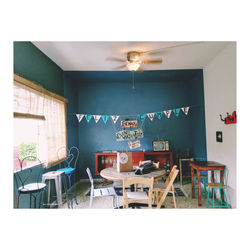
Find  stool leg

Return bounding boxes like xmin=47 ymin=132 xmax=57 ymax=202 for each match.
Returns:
xmin=68 ymin=175 xmax=73 ymax=208
xmin=47 ymin=180 xmax=51 ymax=207
xmin=57 ymin=175 xmax=63 ymax=208
xmin=223 ymin=189 xmax=229 ymax=208
xmin=212 ymin=188 xmax=215 ymax=208
xmin=206 ymin=185 xmax=210 ymax=208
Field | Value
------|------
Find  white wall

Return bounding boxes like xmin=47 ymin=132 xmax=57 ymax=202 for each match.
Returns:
xmin=203 ymin=42 xmax=236 ymax=208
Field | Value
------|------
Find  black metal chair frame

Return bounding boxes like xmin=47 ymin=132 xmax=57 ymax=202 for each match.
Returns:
xmin=14 ymin=156 xmax=46 ymax=208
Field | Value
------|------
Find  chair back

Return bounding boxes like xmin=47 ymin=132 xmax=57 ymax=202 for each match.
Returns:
xmin=68 ymin=146 xmax=79 ymax=169
xmin=165 ymin=165 xmax=177 ymax=185
xmin=14 ymin=156 xmax=44 ymax=189
xmin=86 ymin=168 xmax=94 ymax=186
xmin=157 ymin=168 xmax=179 ymax=208
xmin=123 ymin=177 xmax=154 ymax=208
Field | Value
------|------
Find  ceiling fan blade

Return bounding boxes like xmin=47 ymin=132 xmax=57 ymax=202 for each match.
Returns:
xmin=137 ymin=66 xmax=144 ymax=72
xmin=141 ymin=41 xmax=204 ymax=55
xmin=142 ymin=59 xmax=162 ymax=64
xmin=112 ymin=65 xmax=127 ymax=70
xmin=106 ymin=56 xmax=126 ymax=62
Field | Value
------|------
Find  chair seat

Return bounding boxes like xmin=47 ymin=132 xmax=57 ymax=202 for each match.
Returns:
xmin=206 ymin=183 xmax=226 ymax=188
xmin=126 ymin=191 xmax=149 ymax=200
xmin=93 ymin=187 xmax=117 ymax=197
xmin=57 ymin=167 xmax=75 ymax=175
xmin=18 ymin=183 xmax=46 ymax=193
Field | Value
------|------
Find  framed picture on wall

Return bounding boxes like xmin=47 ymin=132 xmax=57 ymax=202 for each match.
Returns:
xmin=152 ymin=141 xmax=169 ymax=151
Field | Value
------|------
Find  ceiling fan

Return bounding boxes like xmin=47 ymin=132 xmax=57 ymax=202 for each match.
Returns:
xmin=107 ymin=51 xmax=162 ymax=72
xmin=107 ymin=42 xmax=204 ymax=72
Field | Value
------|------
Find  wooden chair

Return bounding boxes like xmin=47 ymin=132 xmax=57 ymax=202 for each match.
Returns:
xmin=123 ymin=177 xmax=154 ymax=209
xmin=153 ymin=166 xmax=179 ymax=208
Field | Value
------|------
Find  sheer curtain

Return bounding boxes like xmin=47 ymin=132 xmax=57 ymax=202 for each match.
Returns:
xmin=13 ymin=76 xmax=67 ymax=168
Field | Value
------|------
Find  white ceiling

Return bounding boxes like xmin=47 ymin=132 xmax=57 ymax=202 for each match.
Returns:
xmin=32 ymin=41 xmax=230 ymax=71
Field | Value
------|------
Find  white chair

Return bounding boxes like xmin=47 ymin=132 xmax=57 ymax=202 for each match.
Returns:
xmin=86 ymin=168 xmax=119 ymax=208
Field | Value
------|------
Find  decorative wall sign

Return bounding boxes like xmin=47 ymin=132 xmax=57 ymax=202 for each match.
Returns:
xmin=116 ymin=128 xmax=144 ymax=141
xmin=76 ymin=114 xmax=84 ymax=122
xmin=111 ymin=115 xmax=120 ymax=124
xmin=101 ymin=115 xmax=109 ymax=124
xmin=155 ymin=111 xmax=163 ymax=120
xmin=181 ymin=107 xmax=190 ymax=115
xmin=93 ymin=115 xmax=101 ymax=123
xmin=147 ymin=113 xmax=155 ymax=121
xmin=75 ymin=105 xmax=191 ymax=124
xmin=128 ymin=140 xmax=141 ymax=149
xmin=172 ymin=108 xmax=181 ymax=117
xmin=163 ymin=110 xmax=172 ymax=118
xmin=121 ymin=120 xmax=138 ymax=128
xmin=138 ymin=114 xmax=146 ymax=123
xmin=220 ymin=111 xmax=237 ymax=124
xmin=85 ymin=114 xmax=92 ymax=123
xmin=152 ymin=140 xmax=169 ymax=151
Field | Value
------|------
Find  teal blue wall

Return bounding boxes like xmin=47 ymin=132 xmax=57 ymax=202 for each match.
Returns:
xmin=66 ymin=70 xmax=207 ymax=179
xmin=13 ymin=42 xmax=207 ymax=207
xmin=13 ymin=42 xmax=78 ymax=208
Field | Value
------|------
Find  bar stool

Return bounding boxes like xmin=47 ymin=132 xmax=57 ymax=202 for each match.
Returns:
xmin=56 ymin=146 xmax=79 ymax=208
xmin=42 ymin=171 xmax=66 ymax=208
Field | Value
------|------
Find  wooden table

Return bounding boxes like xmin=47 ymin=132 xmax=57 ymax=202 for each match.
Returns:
xmin=100 ymin=167 xmax=166 ymax=182
xmin=189 ymin=161 xmax=226 ymax=206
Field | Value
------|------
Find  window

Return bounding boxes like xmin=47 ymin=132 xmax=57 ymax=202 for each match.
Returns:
xmin=13 ymin=74 xmax=68 ymax=170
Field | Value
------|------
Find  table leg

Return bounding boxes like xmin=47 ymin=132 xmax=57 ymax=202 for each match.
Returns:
xmin=197 ymin=170 xmax=202 ymax=206
xmin=191 ymin=166 xmax=195 ymax=198
xmin=179 ymin=159 xmax=182 ymax=186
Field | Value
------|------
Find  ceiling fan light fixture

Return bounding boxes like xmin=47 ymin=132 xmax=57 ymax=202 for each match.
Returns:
xmin=127 ymin=61 xmax=141 ymax=71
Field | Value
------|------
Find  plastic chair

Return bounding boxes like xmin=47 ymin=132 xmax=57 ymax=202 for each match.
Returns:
xmin=57 ymin=146 xmax=79 ymax=208
xmin=206 ymin=168 xmax=230 ymax=208
xmin=86 ymin=168 xmax=119 ymax=208
xmin=14 ymin=156 xmax=46 ymax=208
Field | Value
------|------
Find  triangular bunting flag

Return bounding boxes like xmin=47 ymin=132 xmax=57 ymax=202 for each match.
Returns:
xmin=155 ymin=111 xmax=163 ymax=120
xmin=181 ymin=106 xmax=190 ymax=115
xmin=93 ymin=115 xmax=101 ymax=123
xmin=76 ymin=114 xmax=84 ymax=123
xmin=172 ymin=108 xmax=181 ymax=117
xmin=85 ymin=114 xmax=92 ymax=123
xmin=147 ymin=113 xmax=155 ymax=121
xmin=111 ymin=115 xmax=119 ymax=124
xmin=101 ymin=115 xmax=109 ymax=124
xmin=163 ymin=110 xmax=172 ymax=118
xmin=138 ymin=114 xmax=146 ymax=123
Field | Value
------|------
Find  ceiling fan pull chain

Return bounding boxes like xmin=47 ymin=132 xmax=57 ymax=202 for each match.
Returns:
xmin=132 ymin=71 xmax=135 ymax=91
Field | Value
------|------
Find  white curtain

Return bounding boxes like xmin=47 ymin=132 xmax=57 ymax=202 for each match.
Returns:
xmin=13 ymin=80 xmax=67 ymax=168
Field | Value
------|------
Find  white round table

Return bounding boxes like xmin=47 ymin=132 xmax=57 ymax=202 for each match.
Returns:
xmin=100 ymin=167 xmax=166 ymax=182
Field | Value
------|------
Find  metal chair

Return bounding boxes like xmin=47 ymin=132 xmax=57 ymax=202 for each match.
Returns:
xmin=57 ymin=146 xmax=79 ymax=208
xmin=86 ymin=168 xmax=119 ymax=208
xmin=14 ymin=156 xmax=46 ymax=208
xmin=206 ymin=168 xmax=230 ymax=208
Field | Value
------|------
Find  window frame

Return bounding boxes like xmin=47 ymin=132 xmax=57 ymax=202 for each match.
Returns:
xmin=13 ymin=73 xmax=68 ymax=168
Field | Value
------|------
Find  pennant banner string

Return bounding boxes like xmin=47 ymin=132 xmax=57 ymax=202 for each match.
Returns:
xmin=68 ymin=104 xmax=200 ymax=118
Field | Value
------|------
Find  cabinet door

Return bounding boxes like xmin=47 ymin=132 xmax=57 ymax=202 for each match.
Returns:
xmin=132 ymin=152 xmax=145 ymax=166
